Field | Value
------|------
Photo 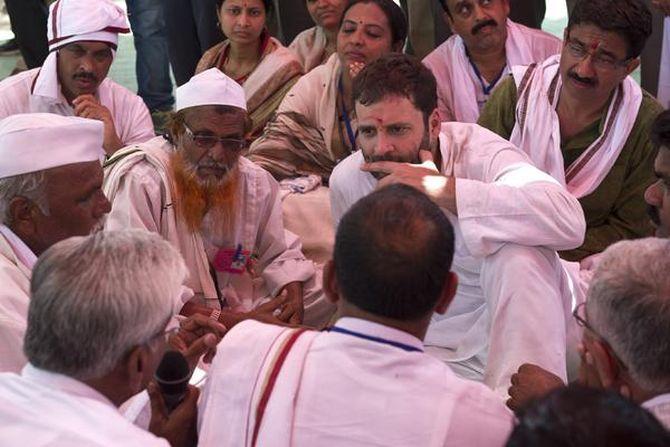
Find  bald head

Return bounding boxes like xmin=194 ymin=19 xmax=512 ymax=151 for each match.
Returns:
xmin=334 ymin=184 xmax=455 ymax=320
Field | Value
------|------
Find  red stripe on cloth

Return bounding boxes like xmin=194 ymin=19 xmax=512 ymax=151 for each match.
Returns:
xmin=103 ymin=26 xmax=131 ymax=34
xmin=252 ymin=328 xmax=309 ymax=446
xmin=565 ymin=84 xmax=624 ymax=184
xmin=516 ymin=63 xmax=538 ymax=131
xmin=48 ymin=35 xmax=118 ymax=51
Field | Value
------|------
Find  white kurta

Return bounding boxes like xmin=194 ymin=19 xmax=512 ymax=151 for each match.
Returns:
xmin=0 ymin=226 xmax=36 ymax=374
xmin=0 ymin=68 xmax=154 ymax=147
xmin=658 ymin=17 xmax=670 ymax=108
xmin=199 ymin=318 xmax=513 ymax=447
xmin=330 ymin=122 xmax=586 ymax=395
xmin=104 ymin=138 xmax=326 ymax=321
xmin=0 ymin=364 xmax=168 ymax=446
xmin=423 ymin=20 xmax=561 ymax=123
xmin=643 ymin=393 xmax=670 ymax=430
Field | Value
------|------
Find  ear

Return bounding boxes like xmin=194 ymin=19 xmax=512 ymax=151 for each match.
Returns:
xmin=443 ymin=11 xmax=453 ymax=28
xmin=563 ymin=28 xmax=569 ymax=42
xmin=502 ymin=0 xmax=511 ymax=16
xmin=323 ymin=259 xmax=341 ymax=305
xmin=434 ymin=272 xmax=458 ymax=315
xmin=8 ymin=196 xmax=38 ymax=238
xmin=624 ymin=57 xmax=640 ymax=77
xmin=588 ymin=339 xmax=620 ymax=390
xmin=124 ymin=345 xmax=152 ymax=395
xmin=429 ymin=108 xmax=441 ymax=139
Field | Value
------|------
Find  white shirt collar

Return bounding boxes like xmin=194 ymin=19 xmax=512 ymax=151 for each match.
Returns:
xmin=21 ymin=363 xmax=116 ymax=408
xmin=642 ymin=393 xmax=670 ymax=410
xmin=0 ymin=224 xmax=37 ymax=270
xmin=333 ymin=317 xmax=424 ymax=352
xmin=642 ymin=393 xmax=670 ymax=429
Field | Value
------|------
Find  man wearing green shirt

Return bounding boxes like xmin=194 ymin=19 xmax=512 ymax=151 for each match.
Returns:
xmin=479 ymin=0 xmax=662 ymax=261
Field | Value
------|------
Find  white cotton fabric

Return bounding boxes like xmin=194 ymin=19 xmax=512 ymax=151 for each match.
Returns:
xmin=643 ymin=393 xmax=670 ymax=430
xmin=330 ymin=122 xmax=586 ymax=394
xmin=658 ymin=18 xmax=670 ymax=108
xmin=199 ymin=318 xmax=513 ymax=447
xmin=0 ymin=113 xmax=104 ymax=177
xmin=423 ymin=19 xmax=561 ymax=123
xmin=0 ymin=364 xmax=169 ymax=446
xmin=0 ymin=229 xmax=33 ymax=374
xmin=510 ymin=55 xmax=643 ymax=198
xmin=176 ymin=68 xmax=247 ymax=112
xmin=0 ymin=69 xmax=154 ymax=147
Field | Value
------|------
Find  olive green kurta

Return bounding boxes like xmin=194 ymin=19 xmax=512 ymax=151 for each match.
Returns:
xmin=478 ymin=76 xmax=662 ymax=261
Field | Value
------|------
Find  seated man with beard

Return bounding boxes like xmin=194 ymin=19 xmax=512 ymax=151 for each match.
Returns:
xmin=330 ymin=54 xmax=586 ymax=395
xmin=104 ymin=69 xmax=329 ymax=328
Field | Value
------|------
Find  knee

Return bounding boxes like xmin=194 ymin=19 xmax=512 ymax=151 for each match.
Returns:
xmin=483 ymin=244 xmax=559 ymax=276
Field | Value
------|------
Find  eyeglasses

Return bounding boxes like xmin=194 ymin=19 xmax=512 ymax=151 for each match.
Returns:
xmin=183 ymin=123 xmax=246 ymax=152
xmin=573 ymin=302 xmax=628 ymax=372
xmin=565 ymin=37 xmax=631 ymax=71
xmin=146 ymin=318 xmax=180 ymax=347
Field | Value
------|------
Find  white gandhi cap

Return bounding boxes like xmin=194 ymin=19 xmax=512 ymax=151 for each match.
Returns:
xmin=0 ymin=113 xmax=105 ymax=178
xmin=176 ymin=68 xmax=248 ymax=112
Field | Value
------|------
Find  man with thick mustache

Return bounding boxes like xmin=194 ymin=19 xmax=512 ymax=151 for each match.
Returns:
xmin=646 ymin=110 xmax=670 ymax=238
xmin=104 ymin=69 xmax=328 ymax=330
xmin=0 ymin=113 xmax=111 ymax=374
xmin=422 ymin=0 xmax=561 ymax=123
xmin=330 ymin=54 xmax=586 ymax=396
xmin=0 ymin=0 xmax=154 ymax=156
xmin=479 ymin=0 xmax=663 ymax=261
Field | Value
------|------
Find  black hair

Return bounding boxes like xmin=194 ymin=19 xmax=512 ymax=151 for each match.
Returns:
xmin=651 ymin=109 xmax=670 ymax=150
xmin=354 ymin=53 xmax=438 ymax=124
xmin=216 ymin=0 xmax=273 ymax=14
xmin=340 ymin=0 xmax=408 ymax=48
xmin=567 ymin=0 xmax=652 ymax=59
xmin=334 ymin=184 xmax=455 ymax=321
xmin=507 ymin=385 xmax=670 ymax=447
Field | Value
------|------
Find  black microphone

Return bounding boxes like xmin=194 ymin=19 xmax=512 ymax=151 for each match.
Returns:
xmin=154 ymin=350 xmax=192 ymax=413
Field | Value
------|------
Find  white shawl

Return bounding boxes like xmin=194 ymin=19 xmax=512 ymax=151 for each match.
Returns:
xmin=510 ymin=55 xmax=642 ymax=198
xmin=289 ymin=26 xmax=329 ymax=73
xmin=658 ymin=17 xmax=670 ymax=108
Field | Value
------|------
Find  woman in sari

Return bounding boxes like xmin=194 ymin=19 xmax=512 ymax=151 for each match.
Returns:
xmin=196 ymin=0 xmax=303 ymax=139
xmin=289 ymin=0 xmax=349 ymax=73
xmin=248 ymin=0 xmax=408 ymax=181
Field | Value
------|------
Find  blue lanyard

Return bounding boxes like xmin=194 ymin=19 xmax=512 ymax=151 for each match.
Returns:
xmin=327 ymin=326 xmax=423 ymax=353
xmin=466 ymin=51 xmax=506 ymax=96
xmin=338 ymin=76 xmax=357 ymax=151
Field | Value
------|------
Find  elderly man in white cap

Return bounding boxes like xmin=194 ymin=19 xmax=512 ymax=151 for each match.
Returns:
xmin=0 ymin=0 xmax=154 ymax=156
xmin=0 ymin=113 xmax=111 ymax=373
xmin=104 ymin=68 xmax=329 ymax=330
